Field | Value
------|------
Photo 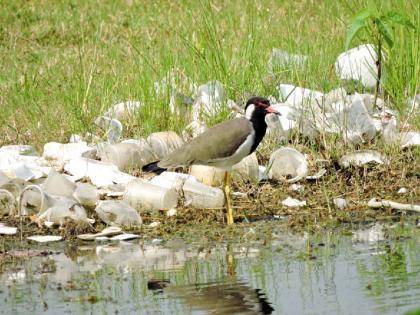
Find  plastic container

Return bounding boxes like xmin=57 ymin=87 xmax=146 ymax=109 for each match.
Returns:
xmin=150 ymin=171 xmax=192 ymax=192
xmin=42 ymin=169 xmax=76 ymax=198
xmin=19 ymin=184 xmax=73 ymax=216
xmin=268 ymin=147 xmax=308 ymax=183
xmin=95 ymin=200 xmax=142 ymax=227
xmin=146 ymin=131 xmax=184 ymax=159
xmin=124 ymin=179 xmax=178 ymax=210
xmin=189 ymin=165 xmax=224 ymax=187
xmin=232 ymin=153 xmax=259 ymax=183
xmin=0 ymin=189 xmax=15 ymax=216
xmin=182 ymin=178 xmax=225 ymax=209
xmin=73 ymin=183 xmax=99 ymax=209
xmin=98 ymin=142 xmax=154 ymax=171
xmin=38 ymin=199 xmax=88 ymax=226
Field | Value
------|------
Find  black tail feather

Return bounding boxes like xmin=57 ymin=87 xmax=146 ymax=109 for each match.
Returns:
xmin=142 ymin=161 xmax=167 ymax=174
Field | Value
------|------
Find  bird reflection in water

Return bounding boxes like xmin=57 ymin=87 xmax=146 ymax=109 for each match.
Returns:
xmin=147 ymin=243 xmax=274 ymax=314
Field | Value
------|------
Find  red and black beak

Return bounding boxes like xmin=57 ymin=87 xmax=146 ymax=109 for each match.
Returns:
xmin=266 ymin=106 xmax=281 ymax=115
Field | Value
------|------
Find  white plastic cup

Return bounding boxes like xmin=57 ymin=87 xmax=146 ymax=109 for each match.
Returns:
xmin=124 ymin=179 xmax=178 ymax=210
xmin=182 ymin=178 xmax=225 ymax=209
xmin=189 ymin=165 xmax=224 ymax=187
xmin=146 ymin=131 xmax=183 ymax=159
xmin=73 ymin=183 xmax=99 ymax=209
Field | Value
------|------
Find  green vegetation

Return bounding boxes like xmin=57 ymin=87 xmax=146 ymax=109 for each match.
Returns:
xmin=345 ymin=3 xmax=416 ymax=106
xmin=0 ymin=0 xmax=419 ymax=149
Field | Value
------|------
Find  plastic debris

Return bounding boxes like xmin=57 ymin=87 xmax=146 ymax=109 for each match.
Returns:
xmin=43 ymin=142 xmax=95 ymax=167
xmin=277 ymin=84 xmax=323 ymax=108
xmin=0 ymin=151 xmax=46 ymax=181
xmin=268 ymin=147 xmax=308 ymax=183
xmin=78 ymin=226 xmax=122 ymax=241
xmin=281 ymin=197 xmax=307 ymax=208
xmin=397 ymin=187 xmax=407 ymax=195
xmin=69 ymin=134 xmax=83 ymax=143
xmin=368 ymin=198 xmax=420 ymax=213
xmin=288 ymin=184 xmax=304 ymax=192
xmin=306 ymin=168 xmax=327 ymax=180
xmin=339 ymin=150 xmax=388 ymax=168
xmin=150 ymin=172 xmax=191 ymax=192
xmin=110 ymin=233 xmax=140 ymax=241
xmin=97 ymin=142 xmax=154 ymax=171
xmin=73 ymin=183 xmax=99 ymax=209
xmin=232 ymin=153 xmax=259 ymax=183
xmin=167 ymin=208 xmax=177 ymax=217
xmin=146 ymin=131 xmax=184 ymax=159
xmin=169 ymin=90 xmax=194 ymax=116
xmin=335 ymin=44 xmax=378 ymax=89
xmin=95 ymin=116 xmax=123 ymax=144
xmin=103 ymin=100 xmax=141 ymax=121
xmin=268 ymin=48 xmax=307 ymax=71
xmin=258 ymin=166 xmax=269 ymax=182
xmin=333 ymin=198 xmax=348 ymax=210
xmin=27 ymin=235 xmax=63 ymax=243
xmin=148 ymin=221 xmax=160 ymax=228
xmin=189 ymin=165 xmax=224 ymax=187
xmin=95 ymin=200 xmax=142 ymax=227
xmin=0 ymin=145 xmax=37 ymax=156
xmin=124 ymin=179 xmax=179 ymax=210
xmin=183 ymin=178 xmax=225 ymax=209
xmin=0 ymin=189 xmax=15 ymax=216
xmin=353 ymin=223 xmax=384 ymax=242
xmin=193 ymin=81 xmax=225 ymax=121
xmin=42 ymin=169 xmax=76 ymax=198
xmin=64 ymin=157 xmax=135 ymax=188
xmin=0 ymin=223 xmax=17 ymax=235
xmin=38 ymin=199 xmax=88 ymax=226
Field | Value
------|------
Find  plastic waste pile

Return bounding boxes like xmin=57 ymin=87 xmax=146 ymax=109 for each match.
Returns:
xmin=1 ymin=46 xmax=419 ymax=240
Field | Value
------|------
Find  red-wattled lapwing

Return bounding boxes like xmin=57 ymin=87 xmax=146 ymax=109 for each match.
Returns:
xmin=143 ymin=96 xmax=280 ymax=225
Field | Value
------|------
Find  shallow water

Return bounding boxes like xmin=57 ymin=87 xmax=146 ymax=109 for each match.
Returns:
xmin=1 ymin=222 xmax=420 ymax=315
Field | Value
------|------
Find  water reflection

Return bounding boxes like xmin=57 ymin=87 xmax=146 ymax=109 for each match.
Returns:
xmin=0 ymin=224 xmax=419 ymax=315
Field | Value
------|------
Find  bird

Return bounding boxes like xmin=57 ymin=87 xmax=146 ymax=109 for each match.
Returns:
xmin=142 ymin=96 xmax=280 ymax=225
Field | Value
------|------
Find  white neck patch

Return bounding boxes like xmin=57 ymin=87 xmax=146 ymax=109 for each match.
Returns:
xmin=245 ymin=104 xmax=255 ymax=120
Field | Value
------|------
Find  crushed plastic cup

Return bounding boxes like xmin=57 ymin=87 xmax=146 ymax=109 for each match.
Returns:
xmin=182 ymin=178 xmax=225 ymax=209
xmin=339 ymin=150 xmax=388 ymax=168
xmin=147 ymin=131 xmax=184 ymax=159
xmin=42 ymin=169 xmax=76 ymax=198
xmin=124 ymin=179 xmax=179 ymax=210
xmin=43 ymin=142 xmax=96 ymax=168
xmin=38 ymin=199 xmax=88 ymax=226
xmin=95 ymin=200 xmax=142 ymax=227
xmin=268 ymin=147 xmax=308 ymax=183
xmin=73 ymin=183 xmax=99 ymax=209
xmin=0 ymin=189 xmax=15 ymax=216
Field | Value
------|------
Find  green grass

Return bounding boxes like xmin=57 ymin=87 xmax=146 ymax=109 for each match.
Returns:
xmin=0 ymin=0 xmax=419 ymax=150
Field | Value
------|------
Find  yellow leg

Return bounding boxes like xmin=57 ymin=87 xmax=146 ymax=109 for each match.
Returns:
xmin=223 ymin=171 xmax=234 ymax=225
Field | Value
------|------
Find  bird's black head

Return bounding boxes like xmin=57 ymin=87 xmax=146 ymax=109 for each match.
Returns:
xmin=245 ymin=97 xmax=279 ymax=120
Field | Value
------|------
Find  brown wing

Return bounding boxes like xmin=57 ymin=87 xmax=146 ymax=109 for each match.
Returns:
xmin=158 ymin=117 xmax=252 ymax=168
